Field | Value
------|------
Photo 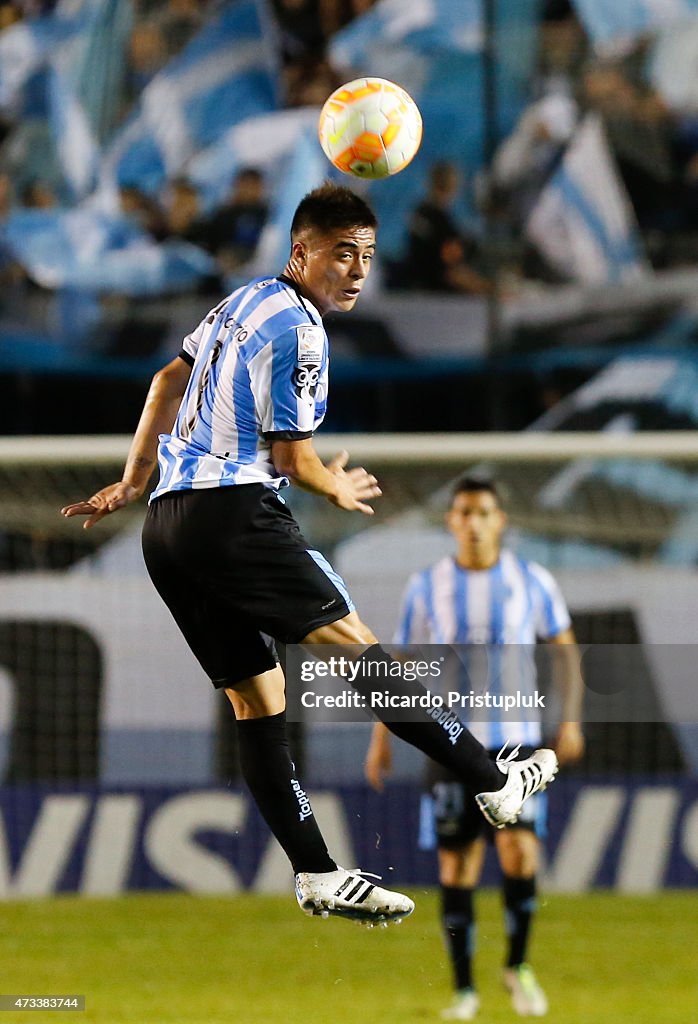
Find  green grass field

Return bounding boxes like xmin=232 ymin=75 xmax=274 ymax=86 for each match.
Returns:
xmin=2 ymin=890 xmax=696 ymax=1023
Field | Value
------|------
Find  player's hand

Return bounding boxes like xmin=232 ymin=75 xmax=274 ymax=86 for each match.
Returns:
xmin=364 ymin=731 xmax=392 ymax=792
xmin=554 ymin=721 xmax=585 ymax=766
xmin=327 ymin=449 xmax=382 ymax=515
xmin=60 ymin=482 xmax=141 ymax=529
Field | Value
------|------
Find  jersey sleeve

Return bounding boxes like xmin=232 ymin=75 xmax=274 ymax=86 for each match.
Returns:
xmin=248 ymin=324 xmax=327 ymax=440
xmin=393 ymin=573 xmax=430 ymax=645
xmin=178 ymin=315 xmax=209 ymax=366
xmin=529 ymin=562 xmax=572 ymax=639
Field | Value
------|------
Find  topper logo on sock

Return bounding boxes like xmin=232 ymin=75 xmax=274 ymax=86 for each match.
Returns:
xmin=429 ymin=706 xmax=464 ymax=746
xmin=291 ymin=779 xmax=313 ymax=821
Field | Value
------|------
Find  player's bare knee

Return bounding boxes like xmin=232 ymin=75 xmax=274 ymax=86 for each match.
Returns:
xmin=224 ymin=666 xmax=285 ymax=719
xmin=438 ymin=844 xmax=481 ymax=888
xmin=497 ymin=830 xmax=539 ymax=877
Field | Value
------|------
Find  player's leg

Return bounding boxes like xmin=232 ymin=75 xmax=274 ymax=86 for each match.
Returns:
xmin=225 ymin=664 xmax=337 ymax=875
xmin=304 ymin=613 xmax=504 ymax=791
xmin=496 ymin=822 xmax=548 ymax=1016
xmin=142 ymin=497 xmax=340 ymax=895
xmin=439 ymin=845 xmax=485 ymax=1021
xmin=226 ymin=663 xmax=415 ymax=925
xmin=201 ymin=490 xmax=555 ymax=820
xmin=144 ymin=489 xmax=413 ymax=924
xmin=426 ymin=774 xmax=491 ymax=1021
xmin=303 ymin=613 xmax=558 ymax=823
xmin=430 ymin=777 xmax=487 ymax=1021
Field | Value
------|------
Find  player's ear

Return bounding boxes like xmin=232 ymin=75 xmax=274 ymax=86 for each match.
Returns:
xmin=291 ymin=239 xmax=307 ymax=264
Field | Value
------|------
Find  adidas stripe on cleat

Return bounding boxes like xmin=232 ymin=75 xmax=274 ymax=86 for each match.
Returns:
xmin=295 ymin=867 xmax=414 ymax=925
xmin=475 ymin=745 xmax=558 ymax=829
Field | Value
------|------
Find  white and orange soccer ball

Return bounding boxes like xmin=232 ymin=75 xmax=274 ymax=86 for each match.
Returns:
xmin=318 ymin=77 xmax=423 ymax=179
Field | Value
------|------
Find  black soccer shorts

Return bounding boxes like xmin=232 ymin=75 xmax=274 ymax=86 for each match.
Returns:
xmin=141 ymin=484 xmax=354 ymax=687
xmin=418 ymin=747 xmax=546 ymax=849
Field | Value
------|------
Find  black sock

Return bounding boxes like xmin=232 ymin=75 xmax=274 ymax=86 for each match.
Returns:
xmin=502 ymin=875 xmax=537 ymax=967
xmin=236 ymin=711 xmax=336 ymax=875
xmin=441 ymin=885 xmax=476 ymax=991
xmin=355 ymin=645 xmax=502 ymax=791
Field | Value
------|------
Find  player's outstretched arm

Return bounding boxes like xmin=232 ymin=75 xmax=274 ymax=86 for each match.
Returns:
xmin=60 ymin=356 xmax=192 ymax=529
xmin=548 ymin=628 xmax=585 ymax=765
xmin=364 ymin=722 xmax=393 ymax=792
xmin=271 ymin=439 xmax=381 ymax=515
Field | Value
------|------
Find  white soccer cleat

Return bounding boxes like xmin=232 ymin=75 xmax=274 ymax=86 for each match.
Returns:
xmin=294 ymin=866 xmax=414 ymax=925
xmin=503 ymin=964 xmax=548 ymax=1016
xmin=441 ymin=988 xmax=480 ymax=1020
xmin=475 ymin=745 xmax=558 ymax=829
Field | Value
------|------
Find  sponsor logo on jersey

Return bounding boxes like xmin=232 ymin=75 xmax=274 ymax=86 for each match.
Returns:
xmin=293 ymin=364 xmax=320 ymax=403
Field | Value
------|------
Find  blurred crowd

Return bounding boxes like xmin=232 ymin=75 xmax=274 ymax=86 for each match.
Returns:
xmin=4 ymin=0 xmax=698 ymax=300
xmin=395 ymin=0 xmax=698 ymax=293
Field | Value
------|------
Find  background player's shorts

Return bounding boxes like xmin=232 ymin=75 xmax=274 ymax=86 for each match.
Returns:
xmin=418 ymin=747 xmax=547 ymax=850
xmin=141 ymin=484 xmax=354 ymax=687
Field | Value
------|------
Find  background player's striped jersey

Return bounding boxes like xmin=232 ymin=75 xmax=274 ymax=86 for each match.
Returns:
xmin=151 ymin=276 xmax=328 ymax=501
xmin=394 ymin=550 xmax=571 ymax=749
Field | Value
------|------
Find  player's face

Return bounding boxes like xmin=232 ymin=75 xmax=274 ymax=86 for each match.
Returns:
xmin=446 ymin=490 xmax=507 ymax=568
xmin=295 ymin=225 xmax=376 ymax=315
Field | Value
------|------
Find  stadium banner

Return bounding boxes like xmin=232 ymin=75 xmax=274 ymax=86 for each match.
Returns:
xmin=0 ymin=778 xmax=696 ymax=898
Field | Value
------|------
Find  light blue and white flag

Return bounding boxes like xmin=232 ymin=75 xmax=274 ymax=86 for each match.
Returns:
xmin=48 ymin=0 xmax=133 ymax=199
xmin=49 ymin=65 xmax=101 ymax=199
xmin=1 ymin=207 xmax=215 ymax=295
xmin=0 ymin=1 xmax=82 ymax=113
xmin=327 ymin=0 xmax=540 ymax=258
xmin=101 ymin=0 xmax=278 ymax=195
xmin=648 ymin=16 xmax=698 ymax=113
xmin=572 ymin=0 xmax=698 ymax=50
xmin=526 ymin=114 xmax=647 ymax=285
xmin=188 ymin=106 xmax=319 ymax=213
xmin=246 ymin=126 xmax=329 ymax=277
xmin=330 ymin=0 xmax=483 ymax=69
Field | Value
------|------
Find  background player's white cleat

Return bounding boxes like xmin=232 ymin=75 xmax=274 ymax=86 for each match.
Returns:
xmin=440 ymin=988 xmax=480 ymax=1020
xmin=295 ymin=866 xmax=414 ymax=925
xmin=475 ymin=746 xmax=558 ymax=828
xmin=503 ymin=964 xmax=548 ymax=1016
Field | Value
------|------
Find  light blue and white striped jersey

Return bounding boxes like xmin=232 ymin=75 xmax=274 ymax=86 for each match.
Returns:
xmin=151 ymin=276 xmax=329 ymax=501
xmin=394 ymin=550 xmax=571 ymax=749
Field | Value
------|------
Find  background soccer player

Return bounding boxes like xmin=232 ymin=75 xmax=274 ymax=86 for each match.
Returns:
xmin=365 ymin=477 xmax=584 ymax=1017
xmin=62 ymin=185 xmax=558 ymax=927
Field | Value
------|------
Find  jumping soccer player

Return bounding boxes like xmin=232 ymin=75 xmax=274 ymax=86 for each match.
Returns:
xmin=365 ymin=477 xmax=584 ymax=1013
xmin=62 ymin=184 xmax=559 ymax=927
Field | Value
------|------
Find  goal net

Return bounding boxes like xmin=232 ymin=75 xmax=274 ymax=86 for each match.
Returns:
xmin=0 ymin=432 xmax=695 ymax=788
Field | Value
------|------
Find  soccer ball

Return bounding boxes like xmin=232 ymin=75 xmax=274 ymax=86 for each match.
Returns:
xmin=318 ymin=77 xmax=423 ymax=179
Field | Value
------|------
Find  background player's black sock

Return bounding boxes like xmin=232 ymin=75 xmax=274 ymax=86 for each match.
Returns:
xmin=355 ymin=646 xmax=503 ymax=791
xmin=236 ymin=711 xmax=336 ymax=875
xmin=441 ymin=885 xmax=476 ymax=991
xmin=502 ymin=875 xmax=537 ymax=967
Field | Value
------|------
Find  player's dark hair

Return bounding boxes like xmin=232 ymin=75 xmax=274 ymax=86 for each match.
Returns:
xmin=291 ymin=182 xmax=377 ymax=237
xmin=451 ymin=476 xmax=501 ymax=504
